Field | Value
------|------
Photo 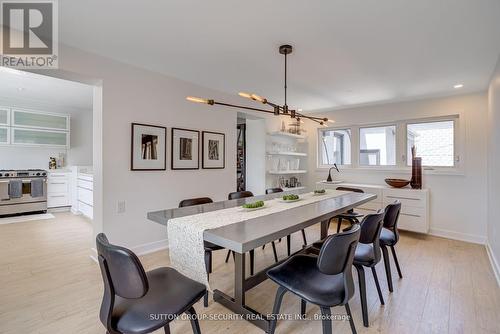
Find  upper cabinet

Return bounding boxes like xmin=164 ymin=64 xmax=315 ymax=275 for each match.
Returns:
xmin=12 ymin=109 xmax=69 ymax=131
xmin=0 ymin=107 xmax=9 ymax=126
xmin=0 ymin=107 xmax=70 ymax=148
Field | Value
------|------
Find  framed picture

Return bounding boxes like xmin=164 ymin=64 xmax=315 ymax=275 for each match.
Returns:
xmin=131 ymin=123 xmax=166 ymax=171
xmin=171 ymin=128 xmax=199 ymax=170
xmin=202 ymin=131 xmax=225 ymax=169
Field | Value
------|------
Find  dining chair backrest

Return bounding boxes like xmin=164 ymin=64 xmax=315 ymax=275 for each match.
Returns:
xmin=96 ymin=233 xmax=149 ymax=330
xmin=228 ymin=191 xmax=254 ymax=200
xmin=336 ymin=186 xmax=364 ymax=193
xmin=383 ymin=200 xmax=402 ymax=241
xmin=317 ymin=224 xmax=360 ymax=275
xmin=358 ymin=210 xmax=385 ymax=262
xmin=265 ymin=188 xmax=283 ymax=194
xmin=179 ymin=197 xmax=213 ymax=208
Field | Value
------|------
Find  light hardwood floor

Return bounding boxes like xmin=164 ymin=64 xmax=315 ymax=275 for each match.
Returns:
xmin=1 ymin=212 xmax=499 ymax=334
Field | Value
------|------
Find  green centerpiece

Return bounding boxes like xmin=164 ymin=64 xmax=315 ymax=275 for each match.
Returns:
xmin=242 ymin=200 xmax=265 ymax=209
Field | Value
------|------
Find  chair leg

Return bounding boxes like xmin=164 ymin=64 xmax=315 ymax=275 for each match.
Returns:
xmin=164 ymin=323 xmax=170 ymax=334
xmin=337 ymin=217 xmax=342 ymax=233
xmin=371 ymin=266 xmax=385 ymax=305
xmin=262 ymin=244 xmax=266 ymax=250
xmin=345 ymin=303 xmax=357 ymax=334
xmin=185 ymin=306 xmax=201 ymax=334
xmin=286 ymin=235 xmax=291 ymax=256
xmin=249 ymin=249 xmax=255 ymax=276
xmin=224 ymin=249 xmax=232 ymax=263
xmin=271 ymin=241 xmax=278 ymax=262
xmin=203 ymin=291 xmax=209 ymax=307
xmin=301 ymin=229 xmax=307 ymax=246
xmin=268 ymin=286 xmax=287 ymax=334
xmin=204 ymin=250 xmax=212 ymax=274
xmin=381 ymin=245 xmax=394 ymax=292
xmin=320 ymin=307 xmax=332 ymax=334
xmin=354 ymin=264 xmax=369 ymax=327
xmin=300 ymin=299 xmax=307 ymax=318
xmin=391 ymin=245 xmax=403 ymax=278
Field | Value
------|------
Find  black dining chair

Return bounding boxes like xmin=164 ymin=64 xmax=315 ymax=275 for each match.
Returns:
xmin=179 ymin=197 xmax=223 ymax=307
xmin=265 ymin=187 xmax=308 ymax=256
xmin=331 ymin=187 xmax=365 ymax=233
xmin=267 ymin=225 xmax=361 ymax=334
xmin=96 ymin=233 xmax=205 ymax=334
xmin=380 ymin=201 xmax=402 ymax=293
xmin=311 ymin=210 xmax=385 ymax=327
xmin=226 ymin=191 xmax=279 ymax=273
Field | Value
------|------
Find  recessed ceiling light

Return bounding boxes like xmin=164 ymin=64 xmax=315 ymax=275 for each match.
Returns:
xmin=17 ymin=87 xmax=26 ymax=92
xmin=453 ymin=84 xmax=464 ymax=89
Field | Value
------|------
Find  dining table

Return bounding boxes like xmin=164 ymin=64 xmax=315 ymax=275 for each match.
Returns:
xmin=148 ymin=188 xmax=376 ymax=332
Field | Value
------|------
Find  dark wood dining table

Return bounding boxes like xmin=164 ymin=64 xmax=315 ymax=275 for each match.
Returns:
xmin=148 ymin=189 xmax=376 ymax=332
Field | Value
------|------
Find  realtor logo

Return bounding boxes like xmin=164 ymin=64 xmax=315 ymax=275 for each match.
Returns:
xmin=1 ymin=0 xmax=58 ymax=68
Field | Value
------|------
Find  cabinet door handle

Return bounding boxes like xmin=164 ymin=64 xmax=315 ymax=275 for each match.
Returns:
xmin=50 ymin=182 xmax=66 ymax=185
xmin=49 ymin=195 xmax=66 ymax=198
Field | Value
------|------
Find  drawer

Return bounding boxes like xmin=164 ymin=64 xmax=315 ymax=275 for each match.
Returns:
xmin=78 ymin=174 xmax=93 ymax=182
xmin=48 ymin=172 xmax=69 ymax=179
xmin=78 ymin=201 xmax=93 ymax=219
xmin=77 ymin=179 xmax=93 ymax=191
xmin=47 ymin=179 xmax=69 ymax=193
xmin=78 ymin=187 xmax=93 ymax=206
xmin=397 ymin=212 xmax=428 ymax=234
xmin=47 ymin=194 xmax=70 ymax=208
xmin=383 ymin=189 xmax=427 ymax=208
xmin=383 ymin=202 xmax=425 ymax=218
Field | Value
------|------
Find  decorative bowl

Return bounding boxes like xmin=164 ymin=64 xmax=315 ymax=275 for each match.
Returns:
xmin=385 ymin=178 xmax=410 ymax=188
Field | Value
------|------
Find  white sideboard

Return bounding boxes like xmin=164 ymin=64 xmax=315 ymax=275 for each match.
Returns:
xmin=47 ymin=170 xmax=71 ymax=208
xmin=318 ymin=181 xmax=430 ymax=234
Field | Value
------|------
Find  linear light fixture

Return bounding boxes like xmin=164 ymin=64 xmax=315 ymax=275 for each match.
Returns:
xmin=186 ymin=45 xmax=333 ymax=125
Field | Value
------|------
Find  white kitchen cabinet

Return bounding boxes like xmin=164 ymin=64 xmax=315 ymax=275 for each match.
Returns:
xmin=0 ymin=107 xmax=9 ymax=125
xmin=12 ymin=109 xmax=69 ymax=131
xmin=0 ymin=127 xmax=8 ymax=144
xmin=318 ymin=181 xmax=430 ymax=234
xmin=12 ymin=128 xmax=69 ymax=147
xmin=76 ymin=172 xmax=93 ymax=219
xmin=47 ymin=171 xmax=71 ymax=208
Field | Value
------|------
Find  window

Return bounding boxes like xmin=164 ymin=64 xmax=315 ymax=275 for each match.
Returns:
xmin=319 ymin=128 xmax=351 ymax=165
xmin=407 ymin=120 xmax=454 ymax=167
xmin=359 ymin=126 xmax=396 ymax=166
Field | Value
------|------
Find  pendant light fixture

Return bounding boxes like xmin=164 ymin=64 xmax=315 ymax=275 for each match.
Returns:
xmin=186 ymin=44 xmax=334 ymax=125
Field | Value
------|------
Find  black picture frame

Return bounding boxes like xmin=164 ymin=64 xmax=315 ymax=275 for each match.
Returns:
xmin=131 ymin=123 xmax=167 ymax=171
xmin=202 ymin=131 xmax=225 ymax=169
xmin=171 ymin=127 xmax=200 ymax=170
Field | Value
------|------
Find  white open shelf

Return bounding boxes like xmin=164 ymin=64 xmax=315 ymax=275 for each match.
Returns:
xmin=268 ymin=170 xmax=307 ymax=175
xmin=268 ymin=131 xmax=306 ymax=140
xmin=267 ymin=151 xmax=307 ymax=157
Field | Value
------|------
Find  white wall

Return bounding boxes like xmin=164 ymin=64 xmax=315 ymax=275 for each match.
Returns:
xmin=44 ymin=45 xmax=239 ymax=249
xmin=306 ymin=93 xmax=489 ymax=243
xmin=0 ymin=97 xmax=92 ymax=169
xmin=487 ymin=56 xmax=500 ymax=278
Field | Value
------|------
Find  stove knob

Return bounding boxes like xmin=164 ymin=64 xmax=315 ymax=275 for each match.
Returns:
xmin=36 ymin=172 xmax=41 ymax=176
xmin=0 ymin=173 xmax=2 ymax=177
xmin=5 ymin=173 xmax=9 ymax=177
xmin=42 ymin=172 xmax=47 ymax=176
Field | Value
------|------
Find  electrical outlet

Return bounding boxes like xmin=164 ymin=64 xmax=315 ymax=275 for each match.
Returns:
xmin=117 ymin=201 xmax=126 ymax=213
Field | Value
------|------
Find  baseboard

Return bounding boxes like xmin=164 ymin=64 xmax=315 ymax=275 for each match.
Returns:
xmin=486 ymin=243 xmax=500 ymax=288
xmin=47 ymin=207 xmax=71 ymax=213
xmin=429 ymin=228 xmax=486 ymax=245
xmin=131 ymin=239 xmax=169 ymax=256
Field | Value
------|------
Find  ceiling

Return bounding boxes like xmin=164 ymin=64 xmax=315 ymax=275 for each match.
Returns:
xmin=0 ymin=68 xmax=93 ymax=110
xmin=58 ymin=0 xmax=500 ymax=111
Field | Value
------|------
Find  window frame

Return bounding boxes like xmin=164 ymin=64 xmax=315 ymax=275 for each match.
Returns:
xmin=316 ymin=114 xmax=463 ymax=175
xmin=317 ymin=127 xmax=352 ymax=168
xmin=358 ymin=124 xmax=398 ymax=168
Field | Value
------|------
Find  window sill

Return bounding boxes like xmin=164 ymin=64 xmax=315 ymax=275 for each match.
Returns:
xmin=316 ymin=166 xmax=465 ymax=176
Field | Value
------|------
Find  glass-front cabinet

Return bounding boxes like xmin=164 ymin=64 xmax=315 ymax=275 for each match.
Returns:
xmin=1 ymin=108 xmax=70 ymax=147
xmin=12 ymin=128 xmax=68 ymax=147
xmin=12 ymin=109 xmax=69 ymax=131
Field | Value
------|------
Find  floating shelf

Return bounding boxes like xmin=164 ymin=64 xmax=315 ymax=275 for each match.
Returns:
xmin=268 ymin=170 xmax=307 ymax=175
xmin=267 ymin=151 xmax=307 ymax=157
xmin=268 ymin=131 xmax=306 ymax=140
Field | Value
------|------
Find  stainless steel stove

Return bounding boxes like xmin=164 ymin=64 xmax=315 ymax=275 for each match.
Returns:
xmin=0 ymin=169 xmax=48 ymax=216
